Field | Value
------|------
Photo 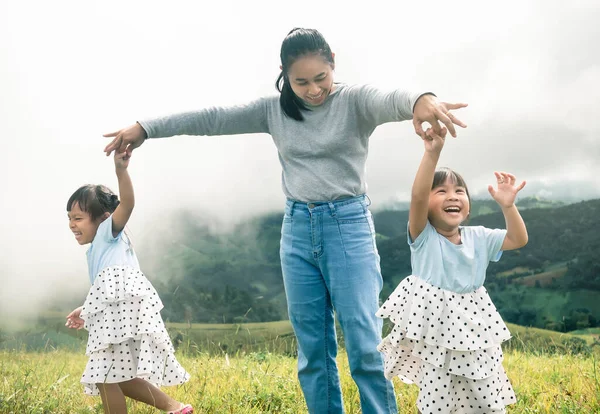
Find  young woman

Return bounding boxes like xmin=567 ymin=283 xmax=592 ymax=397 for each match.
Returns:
xmin=103 ymin=28 xmax=467 ymax=414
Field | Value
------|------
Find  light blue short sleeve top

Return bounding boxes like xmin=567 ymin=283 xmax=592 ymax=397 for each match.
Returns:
xmin=86 ymin=215 xmax=140 ymax=284
xmin=408 ymin=221 xmax=507 ymax=293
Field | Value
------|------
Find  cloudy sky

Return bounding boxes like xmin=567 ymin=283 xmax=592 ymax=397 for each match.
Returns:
xmin=1 ymin=0 xmax=598 ymax=321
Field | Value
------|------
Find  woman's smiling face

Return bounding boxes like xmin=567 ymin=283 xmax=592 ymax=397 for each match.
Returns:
xmin=286 ymin=53 xmax=335 ymax=106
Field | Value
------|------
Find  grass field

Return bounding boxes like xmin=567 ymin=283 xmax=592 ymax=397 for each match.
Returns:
xmin=513 ymin=268 xmax=568 ymax=287
xmin=1 ymin=349 xmax=598 ymax=413
xmin=3 ymin=316 xmax=598 ymax=356
xmin=497 ymin=267 xmax=533 ymax=278
xmin=1 ymin=318 xmax=599 ymax=413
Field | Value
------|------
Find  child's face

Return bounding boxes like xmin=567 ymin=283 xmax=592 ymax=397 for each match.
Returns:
xmin=428 ymin=178 xmax=470 ymax=232
xmin=67 ymin=202 xmax=102 ymax=245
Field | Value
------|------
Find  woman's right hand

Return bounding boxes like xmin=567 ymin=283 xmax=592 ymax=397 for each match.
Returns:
xmin=103 ymin=122 xmax=148 ymax=156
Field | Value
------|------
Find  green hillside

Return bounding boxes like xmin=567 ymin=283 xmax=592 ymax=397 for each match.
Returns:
xmin=1 ymin=314 xmax=596 ymax=357
xmin=39 ymin=198 xmax=600 ymax=334
xmin=141 ymin=198 xmax=599 ymax=332
xmin=376 ymin=199 xmax=600 ymax=331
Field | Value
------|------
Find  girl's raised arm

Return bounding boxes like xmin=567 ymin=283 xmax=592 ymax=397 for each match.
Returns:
xmin=488 ymin=172 xmax=528 ymax=251
xmin=111 ymin=151 xmax=134 ymax=237
xmin=408 ymin=129 xmax=446 ymax=241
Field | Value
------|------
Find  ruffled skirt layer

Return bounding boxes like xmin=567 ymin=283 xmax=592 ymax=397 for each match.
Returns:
xmin=377 ymin=276 xmax=516 ymax=413
xmin=80 ymin=266 xmax=190 ymax=395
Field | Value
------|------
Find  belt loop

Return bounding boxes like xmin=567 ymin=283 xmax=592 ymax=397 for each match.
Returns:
xmin=361 ymin=194 xmax=371 ymax=214
xmin=328 ymin=202 xmax=336 ymax=217
xmin=289 ymin=200 xmax=296 ymax=217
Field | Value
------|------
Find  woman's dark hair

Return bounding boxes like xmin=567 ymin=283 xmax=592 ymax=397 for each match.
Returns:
xmin=66 ymin=184 xmax=119 ymax=220
xmin=275 ymin=28 xmax=335 ymax=121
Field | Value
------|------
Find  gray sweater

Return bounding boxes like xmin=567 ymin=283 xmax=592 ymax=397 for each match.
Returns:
xmin=140 ymin=83 xmax=424 ymax=202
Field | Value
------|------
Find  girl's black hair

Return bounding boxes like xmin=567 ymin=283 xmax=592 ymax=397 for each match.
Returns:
xmin=275 ymin=28 xmax=335 ymax=121
xmin=66 ymin=184 xmax=119 ymax=220
xmin=432 ymin=167 xmax=471 ymax=206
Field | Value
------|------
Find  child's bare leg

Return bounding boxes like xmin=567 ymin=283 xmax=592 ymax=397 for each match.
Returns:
xmin=118 ymin=377 xmax=183 ymax=411
xmin=97 ymin=383 xmax=127 ymax=414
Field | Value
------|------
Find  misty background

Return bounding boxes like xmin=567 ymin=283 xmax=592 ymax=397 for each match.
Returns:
xmin=1 ymin=0 xmax=599 ymax=323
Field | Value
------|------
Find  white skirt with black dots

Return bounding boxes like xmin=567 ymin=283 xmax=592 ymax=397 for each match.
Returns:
xmin=79 ymin=266 xmax=190 ymax=396
xmin=376 ymin=276 xmax=516 ymax=413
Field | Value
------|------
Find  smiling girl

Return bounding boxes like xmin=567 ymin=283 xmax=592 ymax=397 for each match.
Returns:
xmin=66 ymin=151 xmax=192 ymax=414
xmin=376 ymin=127 xmax=528 ymax=413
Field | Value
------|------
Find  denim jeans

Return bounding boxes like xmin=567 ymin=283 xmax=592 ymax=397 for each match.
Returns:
xmin=280 ymin=195 xmax=397 ymax=414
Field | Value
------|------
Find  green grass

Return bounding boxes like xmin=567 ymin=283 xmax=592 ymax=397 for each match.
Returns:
xmin=3 ymin=316 xmax=597 ymax=356
xmin=569 ymin=328 xmax=600 ymax=336
xmin=167 ymin=320 xmax=298 ymax=355
xmin=2 ymin=319 xmax=599 ymax=412
xmin=2 ymin=318 xmax=298 ymax=355
xmin=497 ymin=266 xmax=532 ymax=278
xmin=505 ymin=323 xmax=597 ymax=349
xmin=514 ymin=268 xmax=568 ymax=287
xmin=489 ymin=284 xmax=600 ymax=330
xmin=0 ymin=349 xmax=598 ymax=413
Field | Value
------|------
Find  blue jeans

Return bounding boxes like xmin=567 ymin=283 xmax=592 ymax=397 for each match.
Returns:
xmin=280 ymin=195 xmax=397 ymax=414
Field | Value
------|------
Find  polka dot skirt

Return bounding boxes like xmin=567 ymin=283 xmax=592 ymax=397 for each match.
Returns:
xmin=377 ymin=276 xmax=516 ymax=413
xmin=80 ymin=266 xmax=190 ymax=396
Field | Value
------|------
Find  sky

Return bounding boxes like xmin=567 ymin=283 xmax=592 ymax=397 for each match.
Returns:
xmin=1 ymin=0 xmax=599 ymax=322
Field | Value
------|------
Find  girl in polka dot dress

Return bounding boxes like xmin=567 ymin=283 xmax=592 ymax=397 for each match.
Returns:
xmin=376 ymin=127 xmax=528 ymax=413
xmin=65 ymin=150 xmax=193 ymax=414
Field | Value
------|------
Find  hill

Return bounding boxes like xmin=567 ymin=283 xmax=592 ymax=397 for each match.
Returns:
xmin=84 ymin=198 xmax=600 ymax=332
xmin=1 ymin=313 xmax=596 ymax=357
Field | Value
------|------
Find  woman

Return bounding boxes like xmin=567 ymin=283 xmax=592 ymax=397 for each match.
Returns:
xmin=103 ymin=28 xmax=467 ymax=414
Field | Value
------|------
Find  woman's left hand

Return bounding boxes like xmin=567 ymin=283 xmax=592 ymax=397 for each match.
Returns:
xmin=413 ymin=94 xmax=468 ymax=140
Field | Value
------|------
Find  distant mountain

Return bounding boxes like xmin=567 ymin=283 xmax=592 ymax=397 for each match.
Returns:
xmin=378 ymin=178 xmax=600 ymax=211
xmin=372 ymin=196 xmax=565 ymax=239
xmin=137 ymin=199 xmax=600 ymax=333
xmin=376 ymin=196 xmax=565 ymax=217
xmin=375 ymin=198 xmax=600 ymax=332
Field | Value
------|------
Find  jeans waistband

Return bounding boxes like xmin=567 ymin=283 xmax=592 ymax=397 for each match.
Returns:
xmin=285 ymin=194 xmax=371 ymax=215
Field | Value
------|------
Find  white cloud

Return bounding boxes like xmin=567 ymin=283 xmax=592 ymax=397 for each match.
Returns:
xmin=1 ymin=0 xmax=598 ymax=320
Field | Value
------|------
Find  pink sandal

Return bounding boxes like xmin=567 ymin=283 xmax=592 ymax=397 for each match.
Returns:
xmin=168 ymin=404 xmax=193 ymax=414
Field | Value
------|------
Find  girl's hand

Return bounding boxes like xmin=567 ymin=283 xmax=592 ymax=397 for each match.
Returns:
xmin=104 ymin=122 xmax=147 ymax=157
xmin=488 ymin=172 xmax=526 ymax=208
xmin=65 ymin=306 xmax=84 ymax=330
xmin=114 ymin=149 xmax=131 ymax=170
xmin=423 ymin=127 xmax=446 ymax=154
